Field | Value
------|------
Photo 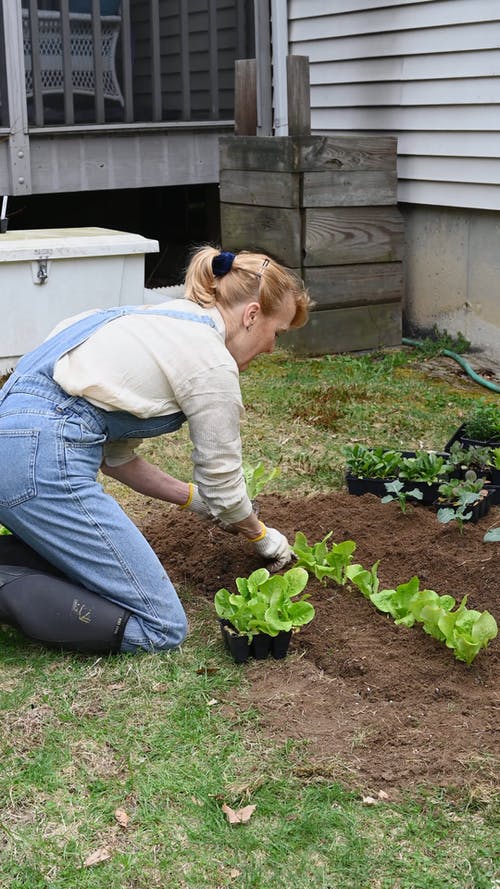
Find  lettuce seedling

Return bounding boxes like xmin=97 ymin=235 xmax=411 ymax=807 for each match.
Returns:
xmin=0 ymin=525 xmax=11 ymax=535
xmin=243 ymin=461 xmax=280 ymax=501
xmin=292 ymin=531 xmax=356 ymax=585
xmin=343 ymin=444 xmax=401 ymax=479
xmin=369 ymin=576 xmax=454 ymax=630
xmin=370 ymin=576 xmax=424 ymax=625
xmin=437 ymin=596 xmax=498 ymax=665
xmin=214 ymin=566 xmax=314 ymax=641
xmin=344 ymin=561 xmax=380 ymax=599
xmin=483 ymin=527 xmax=500 ymax=542
xmin=398 ymin=451 xmax=450 ymax=483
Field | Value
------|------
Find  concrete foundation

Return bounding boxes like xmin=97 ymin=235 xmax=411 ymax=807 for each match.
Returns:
xmin=400 ymin=204 xmax=500 ymax=361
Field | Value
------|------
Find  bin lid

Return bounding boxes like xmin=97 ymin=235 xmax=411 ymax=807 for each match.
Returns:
xmin=0 ymin=227 xmax=159 ymax=262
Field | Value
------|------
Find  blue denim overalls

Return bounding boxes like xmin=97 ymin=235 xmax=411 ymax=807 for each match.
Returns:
xmin=0 ymin=305 xmax=218 ymax=652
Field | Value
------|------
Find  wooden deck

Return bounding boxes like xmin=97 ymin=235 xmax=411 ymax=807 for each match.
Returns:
xmin=0 ymin=0 xmax=260 ymax=195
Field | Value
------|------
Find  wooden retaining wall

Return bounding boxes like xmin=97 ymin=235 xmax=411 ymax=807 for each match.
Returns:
xmin=219 ymin=133 xmax=404 ymax=355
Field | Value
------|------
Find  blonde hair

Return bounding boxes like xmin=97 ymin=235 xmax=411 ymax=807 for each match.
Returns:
xmin=184 ymin=245 xmax=311 ymax=329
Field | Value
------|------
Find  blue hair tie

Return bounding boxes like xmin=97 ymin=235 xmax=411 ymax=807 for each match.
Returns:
xmin=212 ymin=251 xmax=235 ymax=277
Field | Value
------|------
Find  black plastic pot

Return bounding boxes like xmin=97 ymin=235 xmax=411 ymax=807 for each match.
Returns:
xmin=219 ymin=621 xmax=292 ymax=663
xmin=219 ymin=620 xmax=250 ymax=664
xmin=346 ymin=450 xmax=450 ymax=504
xmin=251 ymin=633 xmax=272 ymax=660
xmin=434 ymin=488 xmax=494 ymax=524
xmin=444 ymin=423 xmax=500 ymax=452
xmin=270 ymin=630 xmax=292 ymax=660
xmin=345 ymin=473 xmax=393 ymax=498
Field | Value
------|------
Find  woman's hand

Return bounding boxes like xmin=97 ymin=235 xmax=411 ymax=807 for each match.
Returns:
xmin=248 ymin=523 xmax=293 ymax=571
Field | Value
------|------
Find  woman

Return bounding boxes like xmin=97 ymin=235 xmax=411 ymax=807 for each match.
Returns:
xmin=0 ymin=246 xmax=310 ymax=653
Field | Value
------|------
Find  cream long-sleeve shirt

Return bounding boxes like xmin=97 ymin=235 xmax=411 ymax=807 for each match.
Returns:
xmin=50 ymin=299 xmax=253 ymax=524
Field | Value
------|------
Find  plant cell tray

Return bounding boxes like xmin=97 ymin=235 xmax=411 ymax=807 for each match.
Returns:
xmin=434 ymin=488 xmax=496 ymax=524
xmin=219 ymin=620 xmax=292 ymax=663
xmin=345 ymin=450 xmax=450 ymax=504
xmin=444 ymin=424 xmax=500 ymax=451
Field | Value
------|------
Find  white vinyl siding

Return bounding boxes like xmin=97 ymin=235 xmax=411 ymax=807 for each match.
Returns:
xmin=287 ymin=0 xmax=500 ymax=210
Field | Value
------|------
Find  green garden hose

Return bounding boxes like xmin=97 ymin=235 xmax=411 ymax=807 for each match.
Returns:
xmin=402 ymin=337 xmax=500 ymax=394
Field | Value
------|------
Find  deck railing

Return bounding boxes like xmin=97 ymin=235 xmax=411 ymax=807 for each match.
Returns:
xmin=1 ymin=0 xmax=253 ymax=128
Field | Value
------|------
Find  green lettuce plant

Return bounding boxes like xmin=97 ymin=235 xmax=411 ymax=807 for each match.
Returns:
xmin=343 ymin=444 xmax=401 ymax=479
xmin=289 ymin=531 xmax=497 ymax=665
xmin=437 ymin=596 xmax=498 ymax=665
xmin=398 ymin=451 xmax=450 ymax=483
xmin=483 ymin=527 xmax=500 ymax=542
xmin=214 ymin=566 xmax=314 ymax=642
xmin=344 ymin=561 xmax=380 ymax=599
xmin=243 ymin=461 xmax=281 ymax=500
xmin=0 ymin=525 xmax=11 ymax=535
xmin=292 ymin=531 xmax=356 ymax=585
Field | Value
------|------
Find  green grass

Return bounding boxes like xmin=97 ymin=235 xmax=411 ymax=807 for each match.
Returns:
xmin=1 ymin=346 xmax=499 ymax=888
xmin=1 ymin=602 xmax=498 ymax=888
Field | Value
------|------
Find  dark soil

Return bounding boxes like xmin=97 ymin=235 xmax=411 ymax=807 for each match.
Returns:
xmin=141 ymin=491 xmax=499 ymax=794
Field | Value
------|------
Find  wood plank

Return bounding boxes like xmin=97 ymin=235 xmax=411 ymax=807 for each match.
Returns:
xmin=303 ymin=170 xmax=397 ymax=207
xmin=220 ymin=203 xmax=302 ymax=267
xmin=299 ymin=136 xmax=398 ymax=172
xmin=281 ymin=303 xmax=402 ymax=356
xmin=287 ymin=55 xmax=311 ymax=136
xmin=304 ymin=263 xmax=403 ymax=309
xmin=219 ymin=135 xmax=398 ymax=172
xmin=219 ymin=170 xmax=300 ymax=208
xmin=304 ymin=207 xmax=405 ymax=267
xmin=234 ymin=59 xmax=257 ymax=135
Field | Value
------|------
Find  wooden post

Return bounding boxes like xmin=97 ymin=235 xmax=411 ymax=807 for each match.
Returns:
xmin=234 ymin=59 xmax=257 ymax=136
xmin=287 ymin=55 xmax=311 ymax=136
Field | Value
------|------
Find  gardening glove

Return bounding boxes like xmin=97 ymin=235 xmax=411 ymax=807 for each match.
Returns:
xmin=178 ymin=483 xmax=212 ymax=520
xmin=248 ymin=522 xmax=293 ymax=572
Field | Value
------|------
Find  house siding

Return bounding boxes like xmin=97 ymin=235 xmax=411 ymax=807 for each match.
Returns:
xmin=288 ymin=0 xmax=500 ymax=210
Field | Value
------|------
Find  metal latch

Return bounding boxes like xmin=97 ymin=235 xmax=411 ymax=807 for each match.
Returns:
xmin=31 ymin=255 xmax=51 ymax=285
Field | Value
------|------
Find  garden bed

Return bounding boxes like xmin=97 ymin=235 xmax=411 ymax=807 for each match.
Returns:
xmin=141 ymin=490 xmax=499 ymax=794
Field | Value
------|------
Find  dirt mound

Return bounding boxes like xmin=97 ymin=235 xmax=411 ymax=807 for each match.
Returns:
xmin=141 ymin=491 xmax=499 ymax=793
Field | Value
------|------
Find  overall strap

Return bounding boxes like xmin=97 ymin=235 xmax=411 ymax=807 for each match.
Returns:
xmin=1 ymin=305 xmax=218 ymax=400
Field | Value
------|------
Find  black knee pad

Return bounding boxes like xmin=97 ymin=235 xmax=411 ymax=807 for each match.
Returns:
xmin=0 ymin=566 xmax=130 ymax=653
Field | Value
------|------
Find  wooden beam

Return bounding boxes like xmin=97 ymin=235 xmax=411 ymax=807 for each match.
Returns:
xmin=234 ymin=60 xmax=257 ymax=136
xmin=253 ymin=0 xmax=272 ymax=135
xmin=287 ymin=55 xmax=310 ymax=136
xmin=282 ymin=303 xmax=402 ymax=356
xmin=304 ymin=206 xmax=405 ymax=266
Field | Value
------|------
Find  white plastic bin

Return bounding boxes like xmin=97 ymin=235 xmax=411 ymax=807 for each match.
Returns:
xmin=0 ymin=227 xmax=159 ymax=372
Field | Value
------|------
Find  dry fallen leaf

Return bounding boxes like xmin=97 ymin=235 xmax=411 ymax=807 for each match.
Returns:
xmin=362 ymin=795 xmax=378 ymax=806
xmin=114 ymin=808 xmax=130 ymax=828
xmin=83 ymin=847 xmax=111 ymax=867
xmin=377 ymin=790 xmax=389 ymax=800
xmin=222 ymin=803 xmax=256 ymax=824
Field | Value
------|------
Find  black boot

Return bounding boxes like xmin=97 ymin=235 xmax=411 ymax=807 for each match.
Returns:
xmin=0 ymin=565 xmax=131 ymax=653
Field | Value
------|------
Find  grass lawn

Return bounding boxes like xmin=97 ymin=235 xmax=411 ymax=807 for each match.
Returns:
xmin=1 ymin=345 xmax=499 ymax=889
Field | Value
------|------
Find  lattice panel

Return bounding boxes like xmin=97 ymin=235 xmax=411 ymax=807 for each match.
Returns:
xmin=23 ymin=10 xmax=123 ymax=104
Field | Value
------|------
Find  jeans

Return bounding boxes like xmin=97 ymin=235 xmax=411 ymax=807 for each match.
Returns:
xmin=0 ymin=375 xmax=188 ymax=652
